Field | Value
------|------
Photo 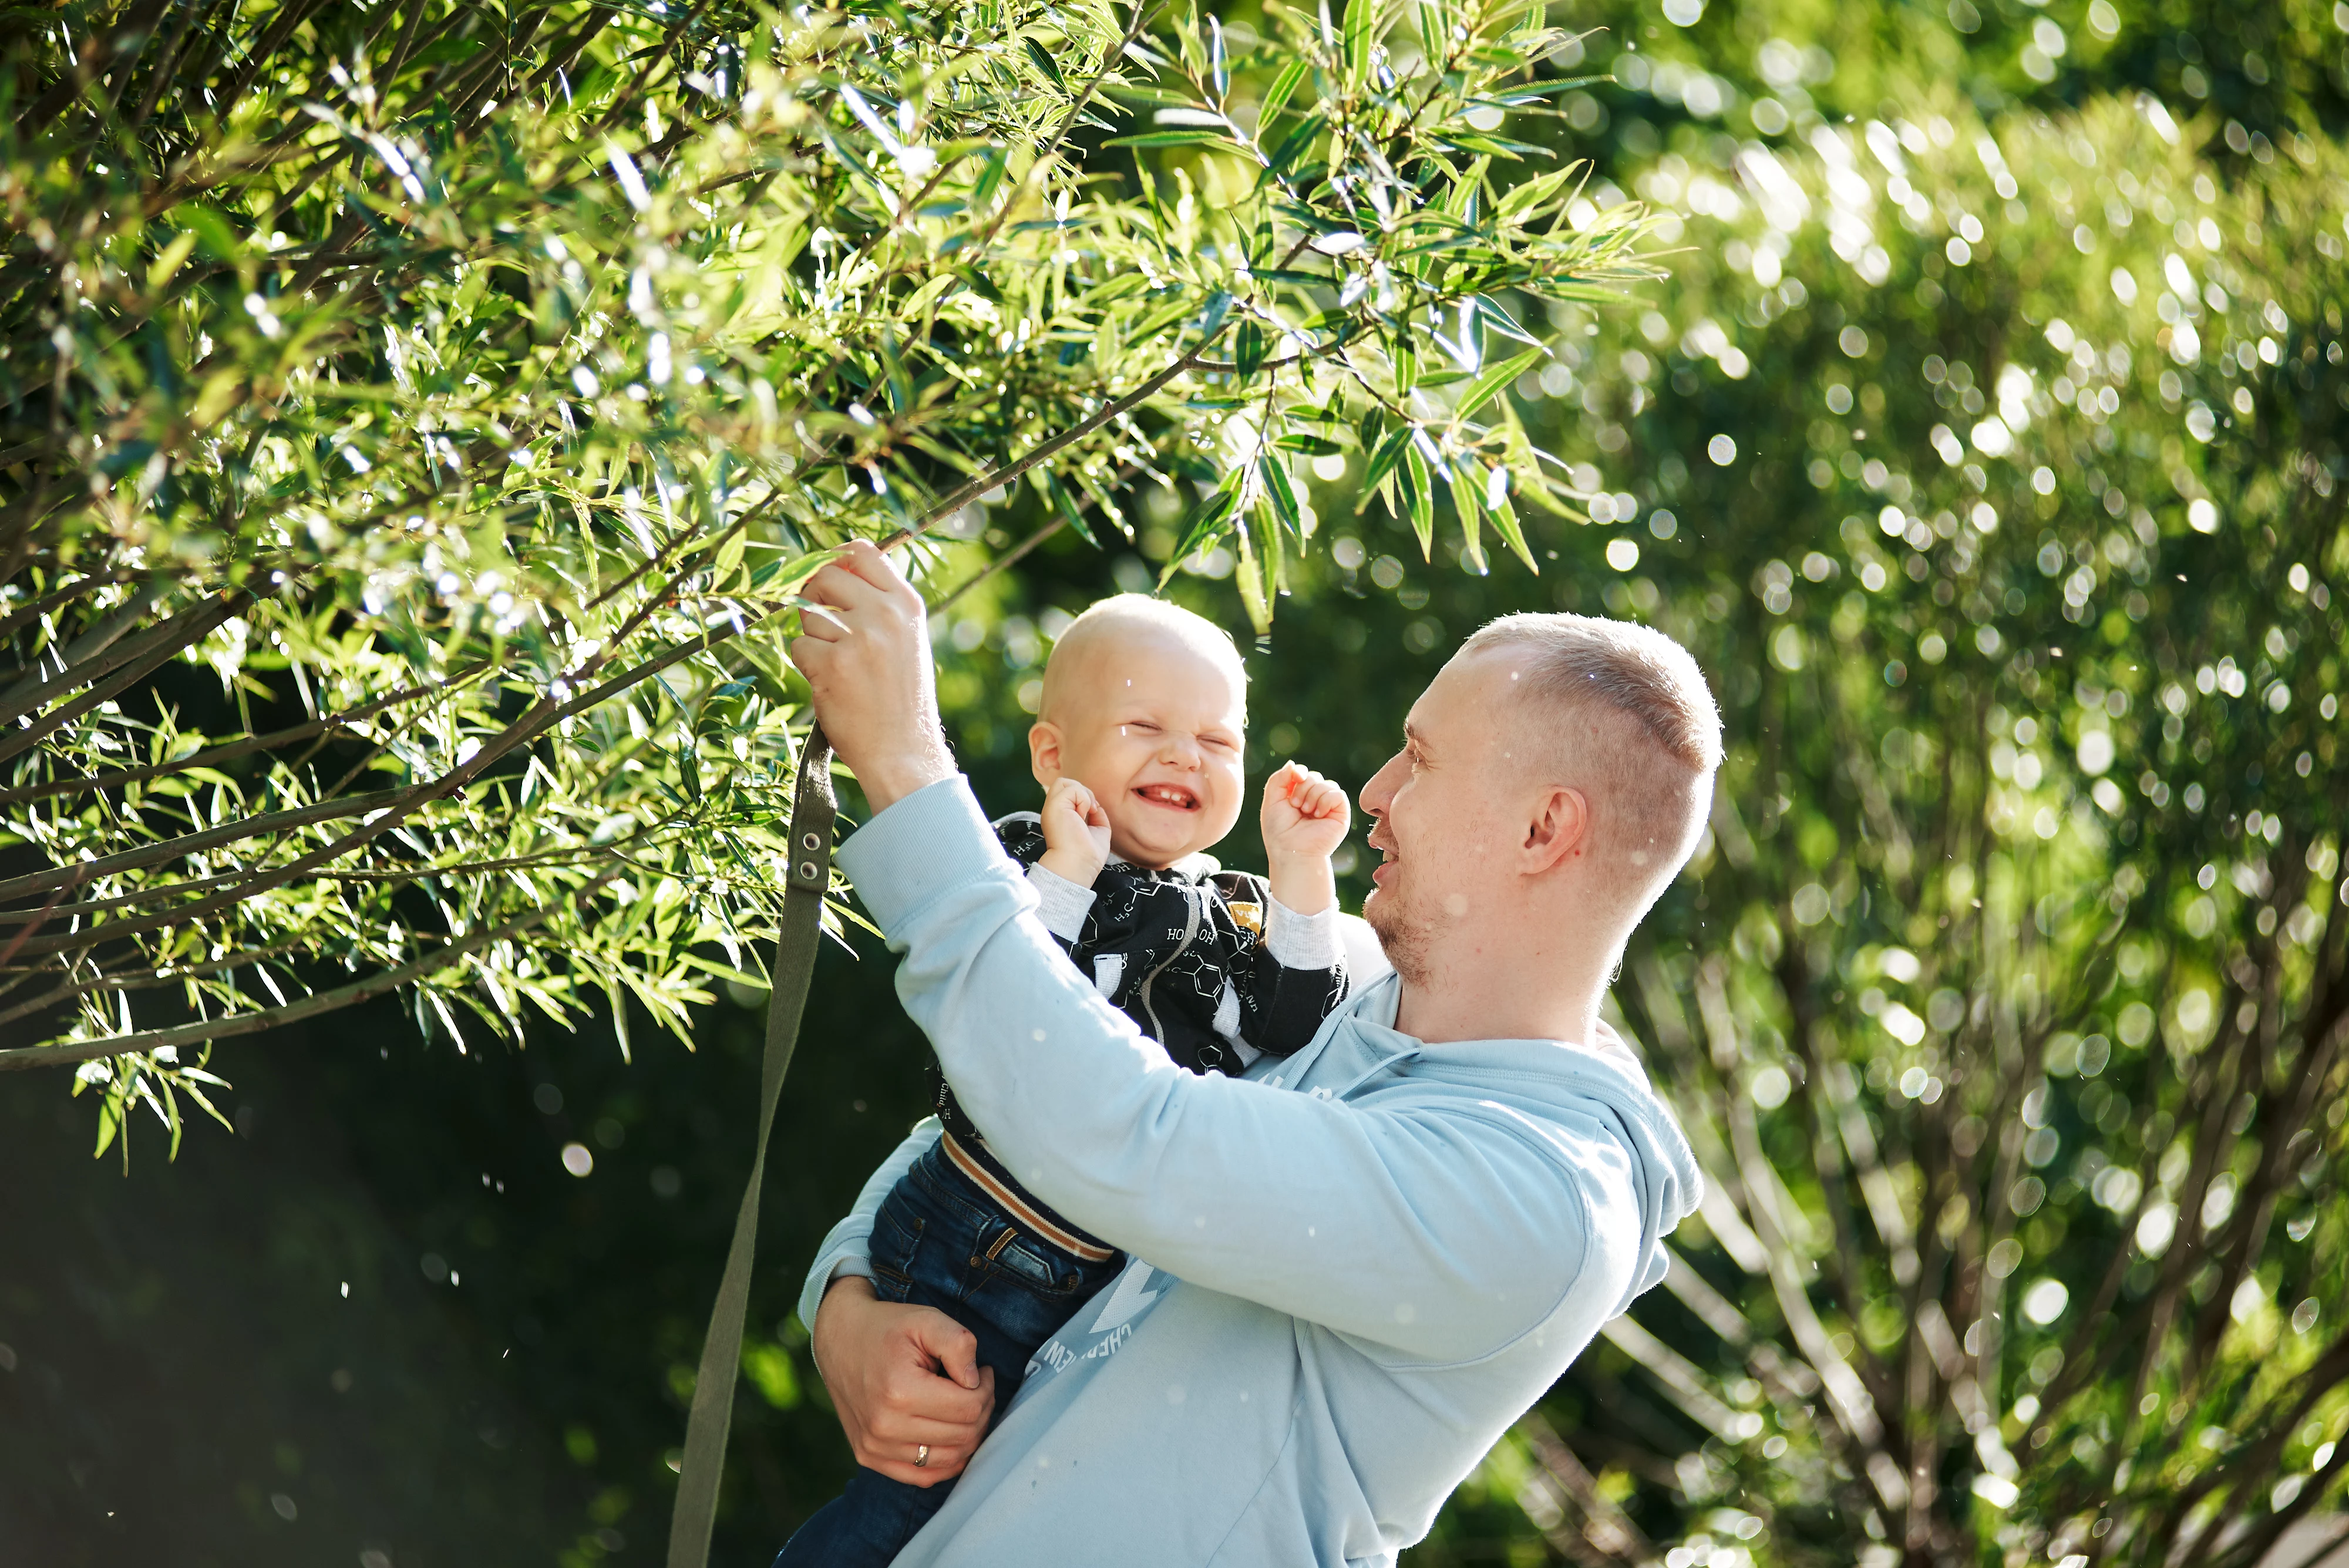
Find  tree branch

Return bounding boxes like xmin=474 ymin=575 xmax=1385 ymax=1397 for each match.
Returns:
xmin=0 ymin=865 xmax=626 ymax=1072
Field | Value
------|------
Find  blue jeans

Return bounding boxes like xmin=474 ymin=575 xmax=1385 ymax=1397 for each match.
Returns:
xmin=775 ymin=1141 xmax=1122 ymax=1568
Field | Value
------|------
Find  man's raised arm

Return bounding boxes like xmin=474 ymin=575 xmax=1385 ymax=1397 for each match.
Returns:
xmin=788 ymin=546 xmax=1647 ymax=1366
xmin=836 ymin=776 xmax=1638 ymax=1363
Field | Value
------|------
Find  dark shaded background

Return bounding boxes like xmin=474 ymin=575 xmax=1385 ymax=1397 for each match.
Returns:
xmin=1 ymin=923 xmax=933 ymax=1567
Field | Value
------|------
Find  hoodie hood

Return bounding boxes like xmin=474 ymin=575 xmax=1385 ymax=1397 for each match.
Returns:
xmin=1310 ymin=971 xmax=1704 ymax=1318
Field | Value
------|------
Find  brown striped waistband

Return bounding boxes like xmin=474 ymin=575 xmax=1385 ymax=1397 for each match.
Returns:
xmin=939 ymin=1130 xmax=1118 ymax=1263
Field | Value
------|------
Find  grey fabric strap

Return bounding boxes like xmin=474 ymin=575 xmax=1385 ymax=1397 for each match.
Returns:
xmin=665 ymin=727 xmax=837 ymax=1568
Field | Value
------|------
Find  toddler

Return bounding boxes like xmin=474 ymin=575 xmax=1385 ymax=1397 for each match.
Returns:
xmin=778 ymin=594 xmax=1352 ymax=1566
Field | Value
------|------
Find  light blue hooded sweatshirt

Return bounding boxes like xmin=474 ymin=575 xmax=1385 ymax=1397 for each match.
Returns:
xmin=798 ymin=778 xmax=1701 ymax=1567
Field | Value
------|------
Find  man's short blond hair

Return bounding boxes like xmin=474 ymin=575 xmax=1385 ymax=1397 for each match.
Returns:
xmin=1460 ymin=613 xmax=1722 ymax=914
xmin=1039 ymin=595 xmax=1248 ymax=721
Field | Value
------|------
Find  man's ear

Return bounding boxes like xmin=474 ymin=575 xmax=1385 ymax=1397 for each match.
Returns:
xmin=1521 ymin=785 xmax=1590 ymax=874
xmin=1028 ymin=720 xmax=1065 ymax=790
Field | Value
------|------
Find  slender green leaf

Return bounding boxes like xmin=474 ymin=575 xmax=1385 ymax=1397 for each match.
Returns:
xmin=1454 ymin=348 xmax=1544 ymax=420
xmin=1260 ymin=56 xmax=1310 ymax=129
xmin=1022 ymin=36 xmax=1068 ymax=90
xmin=1402 ymin=440 xmax=1435 ymax=560
xmin=1235 ymin=321 xmax=1267 ymax=380
xmin=1157 ymin=475 xmax=1243 ymax=586
xmin=1048 ymin=474 xmax=1099 ymax=547
xmin=1342 ymin=0 xmax=1377 ymax=87
xmin=1356 ymin=426 xmax=1415 ymax=506
xmin=1258 ymin=453 xmax=1301 ymax=539
xmin=1445 ymin=465 xmax=1488 ymax=573
xmin=1103 ymin=129 xmax=1249 ymax=149
xmin=1486 ymin=480 xmax=1535 ymax=572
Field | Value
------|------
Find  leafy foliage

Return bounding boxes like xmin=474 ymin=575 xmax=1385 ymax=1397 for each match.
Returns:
xmin=0 ymin=0 xmax=1644 ymax=1123
xmin=1559 ymin=91 xmax=2349 ymax=1562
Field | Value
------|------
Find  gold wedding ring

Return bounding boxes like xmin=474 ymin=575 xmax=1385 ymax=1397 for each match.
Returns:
xmin=914 ymin=1444 xmax=930 ymax=1468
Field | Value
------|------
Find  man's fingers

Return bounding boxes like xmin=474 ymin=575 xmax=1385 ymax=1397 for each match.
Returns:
xmin=853 ymin=1357 xmax=995 ymax=1482
xmin=784 ymin=634 xmax=834 ymax=683
xmin=850 ymin=1421 xmax=982 ymax=1484
xmin=910 ymin=1311 xmax=984 ymax=1389
xmin=830 ymin=538 xmax=922 ymax=604
xmin=863 ymin=1405 xmax=991 ymax=1448
xmin=794 ymin=602 xmax=854 ymax=642
xmin=800 ymin=557 xmax=891 ymax=613
xmin=864 ymin=1380 xmax=990 ymax=1442
xmin=857 ymin=1445 xmax=977 ymax=1487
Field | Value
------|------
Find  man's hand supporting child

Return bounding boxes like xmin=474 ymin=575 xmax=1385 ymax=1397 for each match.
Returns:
xmin=810 ymin=1277 xmax=996 ymax=1484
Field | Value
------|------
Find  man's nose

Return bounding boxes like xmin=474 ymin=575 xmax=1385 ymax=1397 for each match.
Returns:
xmin=1359 ymin=752 xmax=1404 ymax=815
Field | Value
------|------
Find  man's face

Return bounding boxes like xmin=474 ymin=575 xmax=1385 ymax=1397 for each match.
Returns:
xmin=1033 ymin=631 xmax=1248 ymax=869
xmin=1358 ymin=650 xmax=1527 ymax=980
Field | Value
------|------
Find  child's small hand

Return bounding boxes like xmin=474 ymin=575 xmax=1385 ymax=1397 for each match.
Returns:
xmin=1261 ymin=761 xmax=1350 ymax=866
xmin=1037 ymin=778 xmax=1113 ymax=887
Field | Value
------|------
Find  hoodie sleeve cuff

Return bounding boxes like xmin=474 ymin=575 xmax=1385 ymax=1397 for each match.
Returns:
xmin=1264 ymin=896 xmax=1342 ymax=972
xmin=1024 ymin=863 xmax=1097 ymax=942
xmin=797 ymin=1244 xmax=874 ymax=1334
xmin=836 ymin=775 xmax=1021 ymax=941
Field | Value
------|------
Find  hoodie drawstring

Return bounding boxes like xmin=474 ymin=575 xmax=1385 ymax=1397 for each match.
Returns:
xmin=1329 ymin=1045 xmax=1422 ymax=1101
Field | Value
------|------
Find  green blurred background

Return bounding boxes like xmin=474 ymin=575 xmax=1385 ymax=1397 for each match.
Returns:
xmin=7 ymin=0 xmax=2347 ymax=1563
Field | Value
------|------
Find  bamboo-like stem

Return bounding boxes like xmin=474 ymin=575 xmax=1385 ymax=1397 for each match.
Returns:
xmin=0 ymin=864 xmax=627 ymax=1072
xmin=0 ymin=576 xmax=174 ymax=718
xmin=0 ymin=593 xmax=254 ymax=770
xmin=0 ymin=568 xmax=136 ymax=644
xmin=0 ymin=659 xmax=493 ymax=807
xmin=124 ymin=0 xmax=216 ymax=130
xmin=0 ymin=789 xmax=406 ymax=907
xmin=1 ymin=587 xmax=778 ymax=964
xmin=0 ymin=586 xmax=242 ymax=728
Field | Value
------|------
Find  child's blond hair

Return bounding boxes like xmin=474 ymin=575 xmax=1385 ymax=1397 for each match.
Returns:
xmin=1038 ymin=595 xmax=1248 ymax=721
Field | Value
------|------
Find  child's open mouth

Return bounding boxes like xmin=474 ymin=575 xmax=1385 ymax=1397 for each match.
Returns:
xmin=1132 ymin=783 xmax=1200 ymax=812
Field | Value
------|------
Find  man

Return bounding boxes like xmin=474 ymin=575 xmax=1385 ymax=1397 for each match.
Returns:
xmin=785 ymin=541 xmax=1721 ymax=1567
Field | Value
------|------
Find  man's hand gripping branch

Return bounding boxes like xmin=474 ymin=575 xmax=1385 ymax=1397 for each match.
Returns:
xmin=788 ymin=541 xmax=991 ymax=1481
xmin=787 ymin=540 xmax=958 ymax=815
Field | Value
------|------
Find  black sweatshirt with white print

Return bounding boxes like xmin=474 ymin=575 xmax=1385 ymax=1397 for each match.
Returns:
xmin=928 ymin=813 xmax=1350 ymax=1251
